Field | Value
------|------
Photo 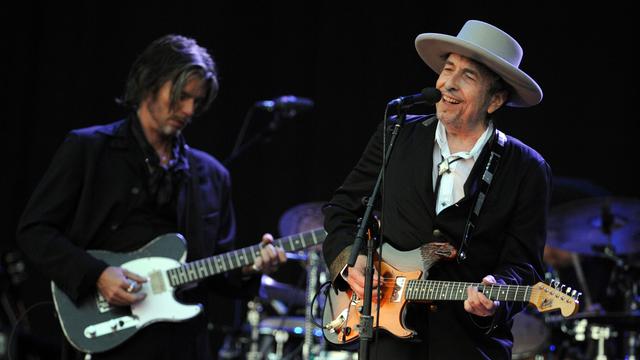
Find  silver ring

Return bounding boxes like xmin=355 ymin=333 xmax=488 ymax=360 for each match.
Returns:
xmin=252 ymin=263 xmax=261 ymax=272
xmin=126 ymin=280 xmax=136 ymax=293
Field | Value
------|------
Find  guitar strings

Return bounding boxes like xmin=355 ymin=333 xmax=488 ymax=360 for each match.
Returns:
xmin=368 ymin=278 xmax=493 ymax=286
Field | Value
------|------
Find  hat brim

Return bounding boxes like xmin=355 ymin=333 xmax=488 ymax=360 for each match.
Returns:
xmin=415 ymin=33 xmax=542 ymax=107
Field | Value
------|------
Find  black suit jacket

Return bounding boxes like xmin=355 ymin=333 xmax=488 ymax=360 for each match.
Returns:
xmin=17 ymin=118 xmax=250 ymax=302
xmin=322 ymin=115 xmax=552 ymax=359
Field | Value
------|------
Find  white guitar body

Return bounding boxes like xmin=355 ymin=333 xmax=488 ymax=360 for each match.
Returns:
xmin=125 ymin=257 xmax=202 ymax=324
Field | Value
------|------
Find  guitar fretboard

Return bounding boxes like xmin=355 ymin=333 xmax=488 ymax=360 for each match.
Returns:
xmin=166 ymin=228 xmax=326 ymax=287
xmin=405 ymin=280 xmax=531 ymax=302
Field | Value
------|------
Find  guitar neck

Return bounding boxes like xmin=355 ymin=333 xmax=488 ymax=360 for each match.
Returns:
xmin=166 ymin=228 xmax=326 ymax=287
xmin=405 ymin=279 xmax=532 ymax=303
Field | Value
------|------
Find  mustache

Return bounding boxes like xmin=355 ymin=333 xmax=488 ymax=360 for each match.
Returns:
xmin=169 ymin=116 xmax=192 ymax=125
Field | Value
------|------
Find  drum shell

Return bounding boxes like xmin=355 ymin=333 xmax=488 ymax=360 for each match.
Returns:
xmin=512 ymin=310 xmax=550 ymax=359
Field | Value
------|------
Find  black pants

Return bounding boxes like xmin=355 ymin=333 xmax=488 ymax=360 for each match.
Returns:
xmin=368 ymin=303 xmax=429 ymax=360
xmin=368 ymin=331 xmax=429 ymax=360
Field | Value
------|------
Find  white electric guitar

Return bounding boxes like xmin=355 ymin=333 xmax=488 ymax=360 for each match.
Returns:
xmin=52 ymin=228 xmax=326 ymax=353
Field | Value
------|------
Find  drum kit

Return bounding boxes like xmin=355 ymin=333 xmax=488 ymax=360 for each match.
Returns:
xmin=519 ymin=197 xmax=640 ymax=360
xmin=223 ymin=202 xmax=355 ymax=360
xmin=227 ymin=196 xmax=640 ymax=360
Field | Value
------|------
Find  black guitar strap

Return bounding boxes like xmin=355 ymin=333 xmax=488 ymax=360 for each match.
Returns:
xmin=457 ymin=128 xmax=506 ymax=263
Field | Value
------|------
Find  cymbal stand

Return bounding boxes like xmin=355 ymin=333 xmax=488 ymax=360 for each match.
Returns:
xmin=570 ymin=253 xmax=594 ymax=310
xmin=590 ymin=325 xmax=613 ymax=360
xmin=246 ymin=300 xmax=263 ymax=360
xmin=623 ymin=266 xmax=639 ymax=360
xmin=629 ymin=332 xmax=638 ymax=360
xmin=599 ymin=238 xmax=639 ymax=360
xmin=303 ymin=249 xmax=323 ymax=360
xmin=269 ymin=330 xmax=289 ymax=360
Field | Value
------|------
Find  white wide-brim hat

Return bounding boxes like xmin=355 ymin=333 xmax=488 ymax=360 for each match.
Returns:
xmin=415 ymin=20 xmax=542 ymax=107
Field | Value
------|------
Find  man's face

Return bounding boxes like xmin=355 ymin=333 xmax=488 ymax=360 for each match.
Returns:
xmin=140 ymin=76 xmax=207 ymax=138
xmin=434 ymin=53 xmax=505 ymax=130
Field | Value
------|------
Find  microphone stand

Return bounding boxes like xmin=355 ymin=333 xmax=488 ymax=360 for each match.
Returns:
xmin=347 ymin=107 xmax=407 ymax=360
xmin=224 ymin=109 xmax=283 ymax=166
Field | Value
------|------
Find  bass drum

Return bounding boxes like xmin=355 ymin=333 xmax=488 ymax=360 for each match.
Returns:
xmin=511 ymin=310 xmax=550 ymax=359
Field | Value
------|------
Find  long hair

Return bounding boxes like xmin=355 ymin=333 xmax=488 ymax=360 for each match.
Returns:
xmin=119 ymin=34 xmax=219 ymax=116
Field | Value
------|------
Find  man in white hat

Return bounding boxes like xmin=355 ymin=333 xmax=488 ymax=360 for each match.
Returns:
xmin=322 ymin=20 xmax=551 ymax=359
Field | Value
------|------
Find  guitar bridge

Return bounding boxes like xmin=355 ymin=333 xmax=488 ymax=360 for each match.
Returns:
xmin=84 ymin=316 xmax=139 ymax=338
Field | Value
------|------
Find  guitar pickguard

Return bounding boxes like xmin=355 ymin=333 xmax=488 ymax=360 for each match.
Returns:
xmin=380 ymin=242 xmax=456 ymax=279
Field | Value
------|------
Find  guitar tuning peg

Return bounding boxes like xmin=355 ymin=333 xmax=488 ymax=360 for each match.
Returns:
xmin=560 ymin=284 xmax=566 ymax=292
xmin=565 ymin=287 xmax=572 ymax=294
xmin=576 ymin=291 xmax=582 ymax=300
xmin=555 ymin=281 xmax=561 ymax=290
xmin=549 ymin=279 xmax=555 ymax=287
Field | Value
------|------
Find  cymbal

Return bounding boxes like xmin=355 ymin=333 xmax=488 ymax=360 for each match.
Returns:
xmin=278 ymin=201 xmax=325 ymax=237
xmin=259 ymin=275 xmax=306 ymax=307
xmin=547 ymin=197 xmax=640 ymax=255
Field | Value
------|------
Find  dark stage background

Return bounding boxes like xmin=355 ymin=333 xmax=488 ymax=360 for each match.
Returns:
xmin=3 ymin=2 xmax=638 ymax=359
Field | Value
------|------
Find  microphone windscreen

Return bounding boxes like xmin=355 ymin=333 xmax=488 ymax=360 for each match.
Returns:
xmin=421 ymin=87 xmax=442 ymax=105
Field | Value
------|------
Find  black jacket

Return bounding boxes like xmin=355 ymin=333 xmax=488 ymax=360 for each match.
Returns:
xmin=322 ymin=115 xmax=552 ymax=359
xmin=17 ymin=117 xmax=255 ymax=302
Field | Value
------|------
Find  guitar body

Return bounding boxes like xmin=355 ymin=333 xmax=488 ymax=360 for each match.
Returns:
xmin=52 ymin=228 xmax=327 ymax=354
xmin=322 ymin=242 xmax=579 ymax=345
xmin=52 ymin=233 xmax=201 ymax=353
xmin=322 ymin=242 xmax=450 ymax=344
xmin=322 ymin=259 xmax=422 ymax=344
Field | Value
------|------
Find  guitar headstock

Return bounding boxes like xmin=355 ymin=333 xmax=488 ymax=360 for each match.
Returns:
xmin=529 ymin=280 xmax=580 ymax=317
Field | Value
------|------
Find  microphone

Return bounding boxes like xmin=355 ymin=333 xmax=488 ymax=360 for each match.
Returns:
xmin=254 ymin=95 xmax=314 ymax=117
xmin=388 ymin=87 xmax=442 ymax=109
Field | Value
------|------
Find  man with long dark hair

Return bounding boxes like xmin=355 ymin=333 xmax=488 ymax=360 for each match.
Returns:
xmin=17 ymin=34 xmax=286 ymax=359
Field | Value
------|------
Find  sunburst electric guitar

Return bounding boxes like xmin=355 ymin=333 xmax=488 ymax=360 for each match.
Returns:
xmin=322 ymin=242 xmax=580 ymax=345
xmin=52 ymin=228 xmax=326 ymax=353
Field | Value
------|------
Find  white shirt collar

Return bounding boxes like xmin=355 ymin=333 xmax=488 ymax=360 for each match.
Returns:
xmin=434 ymin=120 xmax=494 ymax=161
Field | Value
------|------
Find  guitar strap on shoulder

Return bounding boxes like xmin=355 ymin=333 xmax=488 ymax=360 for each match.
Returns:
xmin=457 ymin=128 xmax=507 ymax=263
